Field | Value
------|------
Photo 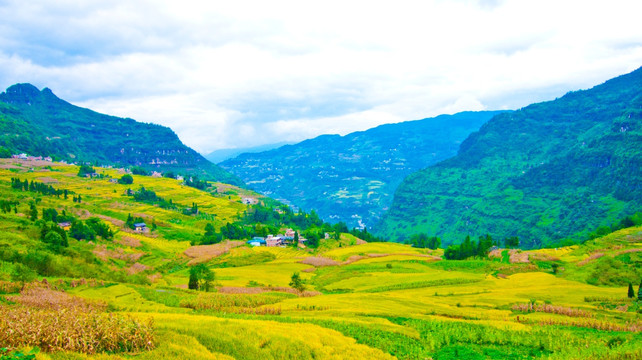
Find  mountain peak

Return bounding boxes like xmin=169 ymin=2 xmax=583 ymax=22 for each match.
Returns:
xmin=1 ymin=83 xmax=41 ymax=104
xmin=0 ymin=83 xmax=64 ymax=106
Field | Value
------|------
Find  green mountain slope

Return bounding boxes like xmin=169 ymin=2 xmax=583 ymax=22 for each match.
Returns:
xmin=0 ymin=83 xmax=241 ymax=185
xmin=378 ymin=67 xmax=642 ymax=247
xmin=220 ymin=111 xmax=504 ymax=228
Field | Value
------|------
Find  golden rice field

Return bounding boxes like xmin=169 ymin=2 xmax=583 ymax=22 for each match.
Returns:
xmin=0 ymin=160 xmax=640 ymax=359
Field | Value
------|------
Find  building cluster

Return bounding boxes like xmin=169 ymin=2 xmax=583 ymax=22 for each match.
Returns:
xmin=11 ymin=153 xmax=53 ymax=162
xmin=247 ymin=228 xmax=307 ymax=247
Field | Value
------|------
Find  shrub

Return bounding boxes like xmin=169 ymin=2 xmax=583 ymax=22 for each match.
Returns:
xmin=10 ymin=264 xmax=37 ymax=283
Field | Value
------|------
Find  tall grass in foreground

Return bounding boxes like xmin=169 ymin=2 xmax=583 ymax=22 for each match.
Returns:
xmin=0 ymin=284 xmax=155 ymax=354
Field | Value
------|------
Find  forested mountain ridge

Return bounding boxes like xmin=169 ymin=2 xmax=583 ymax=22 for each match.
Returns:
xmin=0 ymin=83 xmax=241 ymax=185
xmin=220 ymin=111 xmax=505 ymax=228
xmin=377 ymin=66 xmax=642 ymax=247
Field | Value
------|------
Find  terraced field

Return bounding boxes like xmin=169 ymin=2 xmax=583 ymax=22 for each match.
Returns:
xmin=0 ymin=159 xmax=640 ymax=359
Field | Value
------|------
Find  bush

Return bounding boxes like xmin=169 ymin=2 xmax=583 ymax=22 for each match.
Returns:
xmin=10 ymin=264 xmax=37 ymax=283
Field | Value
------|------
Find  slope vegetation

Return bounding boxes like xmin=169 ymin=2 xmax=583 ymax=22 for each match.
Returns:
xmin=379 ymin=67 xmax=642 ymax=246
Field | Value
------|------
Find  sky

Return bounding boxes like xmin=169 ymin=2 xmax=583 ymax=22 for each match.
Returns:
xmin=1 ymin=0 xmax=641 ymax=154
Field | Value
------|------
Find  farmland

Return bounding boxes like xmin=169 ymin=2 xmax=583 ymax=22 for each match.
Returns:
xmin=0 ymin=159 xmax=640 ymax=359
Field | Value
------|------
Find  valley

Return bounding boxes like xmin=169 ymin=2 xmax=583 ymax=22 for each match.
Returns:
xmin=220 ymin=111 xmax=504 ymax=229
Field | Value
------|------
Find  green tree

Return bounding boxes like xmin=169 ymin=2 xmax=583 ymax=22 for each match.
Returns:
xmin=130 ymin=166 xmax=149 ymax=176
xmin=69 ymin=220 xmax=96 ymax=241
xmin=200 ymin=266 xmax=215 ymax=292
xmin=86 ymin=217 xmax=114 ymax=240
xmin=292 ymin=231 xmax=299 ymax=248
xmin=638 ymin=281 xmax=642 ymax=301
xmin=44 ymin=231 xmax=67 ymax=252
xmin=188 ymin=264 xmax=215 ymax=291
xmin=42 ymin=208 xmax=58 ymax=222
xmin=504 ymin=236 xmax=519 ymax=249
xmin=188 ymin=268 xmax=199 ymax=290
xmin=29 ymin=203 xmax=38 ymax=221
xmin=289 ymin=272 xmax=306 ymax=293
xmin=628 ymin=283 xmax=635 ymax=298
xmin=77 ymin=164 xmax=95 ymax=177
xmin=477 ymin=234 xmax=494 ymax=258
xmin=118 ymin=174 xmax=134 ymax=185
xmin=551 ymin=263 xmax=560 ymax=275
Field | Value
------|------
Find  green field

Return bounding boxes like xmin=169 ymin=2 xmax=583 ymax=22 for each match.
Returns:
xmin=0 ymin=159 xmax=640 ymax=359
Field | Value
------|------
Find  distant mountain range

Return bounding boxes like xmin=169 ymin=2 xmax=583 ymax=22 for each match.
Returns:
xmin=204 ymin=142 xmax=292 ymax=164
xmin=377 ymin=67 xmax=642 ymax=247
xmin=0 ymin=83 xmax=241 ymax=185
xmin=220 ymin=111 xmax=505 ymax=228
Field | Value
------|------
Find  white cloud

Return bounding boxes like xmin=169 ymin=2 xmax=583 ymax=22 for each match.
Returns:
xmin=1 ymin=0 xmax=641 ymax=153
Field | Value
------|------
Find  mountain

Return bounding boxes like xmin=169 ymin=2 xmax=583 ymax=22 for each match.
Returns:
xmin=220 ymin=111 xmax=505 ymax=228
xmin=204 ymin=142 xmax=292 ymax=164
xmin=0 ymin=83 xmax=241 ymax=185
xmin=377 ymin=67 xmax=642 ymax=247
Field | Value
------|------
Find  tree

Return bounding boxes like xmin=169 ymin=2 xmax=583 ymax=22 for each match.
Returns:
xmin=289 ymin=272 xmax=306 ymax=293
xmin=0 ymin=146 xmax=11 ymax=158
xmin=304 ymin=230 xmax=320 ymax=248
xmin=444 ymin=245 xmax=459 ymax=260
xmin=86 ymin=217 xmax=114 ymax=240
xmin=551 ymin=263 xmax=560 ymax=275
xmin=40 ymin=221 xmax=68 ymax=246
xmin=477 ymin=234 xmax=494 ymax=258
xmin=292 ymin=231 xmax=299 ymax=248
xmin=200 ymin=266 xmax=215 ymax=292
xmin=638 ymin=281 xmax=642 ymax=301
xmin=77 ymin=164 xmax=95 ymax=177
xmin=44 ymin=231 xmax=67 ymax=252
xmin=29 ymin=203 xmax=38 ymax=221
xmin=427 ymin=236 xmax=441 ymax=250
xmin=130 ymin=166 xmax=149 ymax=176
xmin=69 ymin=220 xmax=96 ymax=241
xmin=628 ymin=283 xmax=635 ymax=298
xmin=42 ymin=208 xmax=58 ymax=222
xmin=188 ymin=264 xmax=215 ymax=291
xmin=188 ymin=268 xmax=199 ymax=290
xmin=118 ymin=174 xmax=134 ymax=185
xmin=505 ymin=236 xmax=519 ymax=249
